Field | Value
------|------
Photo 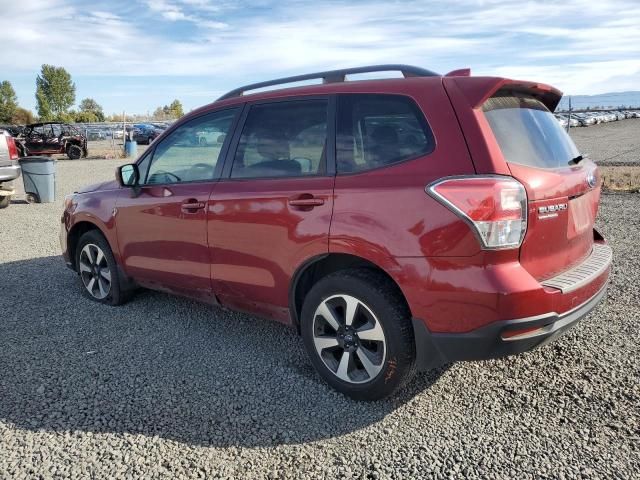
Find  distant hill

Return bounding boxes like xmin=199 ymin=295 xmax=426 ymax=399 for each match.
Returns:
xmin=557 ymin=91 xmax=640 ymax=111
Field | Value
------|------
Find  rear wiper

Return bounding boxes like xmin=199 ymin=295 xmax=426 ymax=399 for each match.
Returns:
xmin=568 ymin=154 xmax=586 ymax=165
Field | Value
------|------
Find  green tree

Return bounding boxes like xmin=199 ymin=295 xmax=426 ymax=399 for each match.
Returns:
xmin=0 ymin=80 xmax=18 ymax=123
xmin=168 ymin=99 xmax=184 ymax=118
xmin=78 ymin=97 xmax=104 ymax=122
xmin=35 ymin=64 xmax=76 ymax=121
xmin=75 ymin=111 xmax=98 ymax=123
xmin=11 ymin=107 xmax=35 ymax=125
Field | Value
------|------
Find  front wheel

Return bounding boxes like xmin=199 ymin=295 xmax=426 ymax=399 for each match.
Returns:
xmin=0 ymin=195 xmax=10 ymax=209
xmin=67 ymin=144 xmax=82 ymax=160
xmin=301 ymin=269 xmax=416 ymax=400
xmin=76 ymin=230 xmax=132 ymax=305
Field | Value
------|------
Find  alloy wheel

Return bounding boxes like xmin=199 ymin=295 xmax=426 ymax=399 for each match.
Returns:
xmin=312 ymin=294 xmax=386 ymax=384
xmin=79 ymin=243 xmax=112 ymax=300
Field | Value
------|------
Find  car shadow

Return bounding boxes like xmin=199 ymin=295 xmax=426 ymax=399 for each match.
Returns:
xmin=0 ymin=255 xmax=447 ymax=447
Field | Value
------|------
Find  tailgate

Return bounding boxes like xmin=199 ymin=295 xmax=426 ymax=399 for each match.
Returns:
xmin=480 ymin=91 xmax=600 ymax=280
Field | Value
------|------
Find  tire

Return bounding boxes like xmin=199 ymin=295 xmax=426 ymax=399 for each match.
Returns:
xmin=75 ymin=230 xmax=132 ymax=306
xmin=67 ymin=144 xmax=82 ymax=160
xmin=301 ymin=268 xmax=416 ymax=400
xmin=0 ymin=195 xmax=10 ymax=209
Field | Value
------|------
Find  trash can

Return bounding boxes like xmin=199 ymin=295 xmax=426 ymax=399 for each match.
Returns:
xmin=18 ymin=156 xmax=56 ymax=203
xmin=125 ymin=139 xmax=137 ymax=158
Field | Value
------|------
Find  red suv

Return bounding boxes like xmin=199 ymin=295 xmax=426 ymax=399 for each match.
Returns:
xmin=61 ymin=65 xmax=611 ymax=400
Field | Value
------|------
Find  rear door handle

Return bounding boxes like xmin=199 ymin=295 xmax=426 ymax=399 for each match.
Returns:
xmin=288 ymin=197 xmax=325 ymax=208
xmin=181 ymin=199 xmax=207 ymax=213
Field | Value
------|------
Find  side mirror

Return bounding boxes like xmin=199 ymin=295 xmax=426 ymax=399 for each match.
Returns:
xmin=117 ymin=163 xmax=139 ymax=187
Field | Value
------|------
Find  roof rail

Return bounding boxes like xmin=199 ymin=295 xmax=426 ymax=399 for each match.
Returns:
xmin=217 ymin=64 xmax=439 ymax=101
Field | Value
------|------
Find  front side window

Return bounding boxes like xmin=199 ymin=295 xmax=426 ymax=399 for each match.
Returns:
xmin=336 ymin=94 xmax=433 ymax=173
xmin=231 ymin=99 xmax=328 ymax=179
xmin=144 ymin=108 xmax=238 ymax=184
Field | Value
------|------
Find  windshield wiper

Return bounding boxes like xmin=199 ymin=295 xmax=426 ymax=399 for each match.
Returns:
xmin=568 ymin=154 xmax=586 ymax=165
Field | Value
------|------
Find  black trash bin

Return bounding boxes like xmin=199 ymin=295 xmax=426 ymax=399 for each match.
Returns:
xmin=18 ymin=156 xmax=56 ymax=203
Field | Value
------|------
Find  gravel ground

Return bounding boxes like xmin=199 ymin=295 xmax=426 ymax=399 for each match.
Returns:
xmin=570 ymin=118 xmax=640 ymax=165
xmin=1 ymin=159 xmax=639 ymax=479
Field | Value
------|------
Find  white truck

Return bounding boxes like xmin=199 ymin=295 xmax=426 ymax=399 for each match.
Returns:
xmin=0 ymin=130 xmax=21 ymax=209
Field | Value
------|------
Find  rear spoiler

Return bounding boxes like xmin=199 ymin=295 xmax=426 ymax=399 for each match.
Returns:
xmin=443 ymin=76 xmax=563 ymax=112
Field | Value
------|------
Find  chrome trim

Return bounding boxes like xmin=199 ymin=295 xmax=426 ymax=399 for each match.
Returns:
xmin=541 ymin=243 xmax=612 ymax=293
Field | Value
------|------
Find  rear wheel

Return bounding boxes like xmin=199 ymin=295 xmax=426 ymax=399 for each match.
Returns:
xmin=76 ymin=230 xmax=132 ymax=305
xmin=67 ymin=144 xmax=82 ymax=160
xmin=0 ymin=195 xmax=10 ymax=209
xmin=301 ymin=269 xmax=416 ymax=400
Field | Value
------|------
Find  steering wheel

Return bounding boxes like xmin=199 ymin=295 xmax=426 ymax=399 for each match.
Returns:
xmin=291 ymin=157 xmax=314 ymax=173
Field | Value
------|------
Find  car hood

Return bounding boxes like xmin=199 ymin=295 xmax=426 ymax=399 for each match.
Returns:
xmin=76 ymin=179 xmax=120 ymax=194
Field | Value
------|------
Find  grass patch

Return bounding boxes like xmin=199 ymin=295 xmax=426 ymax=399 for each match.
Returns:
xmin=601 ymin=166 xmax=640 ymax=193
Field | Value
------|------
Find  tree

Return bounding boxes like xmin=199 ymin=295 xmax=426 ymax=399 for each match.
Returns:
xmin=152 ymin=100 xmax=184 ymax=120
xmin=12 ymin=107 xmax=35 ymax=125
xmin=35 ymin=64 xmax=76 ymax=121
xmin=0 ymin=80 xmax=18 ymax=123
xmin=168 ymin=99 xmax=184 ymax=118
xmin=78 ymin=97 xmax=104 ymax=122
xmin=75 ymin=111 xmax=98 ymax=123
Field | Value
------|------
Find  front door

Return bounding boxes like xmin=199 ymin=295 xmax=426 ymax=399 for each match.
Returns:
xmin=115 ymin=107 xmax=240 ymax=297
xmin=209 ymin=98 xmax=334 ymax=322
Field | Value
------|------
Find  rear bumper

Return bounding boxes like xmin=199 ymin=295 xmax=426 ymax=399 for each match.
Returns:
xmin=413 ymin=282 xmax=608 ymax=371
xmin=0 ymin=163 xmax=21 ymax=183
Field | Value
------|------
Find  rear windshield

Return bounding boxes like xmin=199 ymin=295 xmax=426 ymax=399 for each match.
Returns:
xmin=482 ymin=92 xmax=580 ymax=169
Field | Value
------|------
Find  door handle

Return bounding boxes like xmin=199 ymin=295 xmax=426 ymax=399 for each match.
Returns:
xmin=288 ymin=197 xmax=325 ymax=208
xmin=181 ymin=199 xmax=207 ymax=213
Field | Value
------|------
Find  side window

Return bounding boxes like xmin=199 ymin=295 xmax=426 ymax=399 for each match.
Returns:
xmin=231 ymin=99 xmax=328 ymax=179
xmin=144 ymin=108 xmax=238 ymax=185
xmin=336 ymin=94 xmax=434 ymax=173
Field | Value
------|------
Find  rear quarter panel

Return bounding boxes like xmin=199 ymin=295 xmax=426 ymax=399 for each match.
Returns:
xmin=329 ymin=78 xmax=479 ymax=261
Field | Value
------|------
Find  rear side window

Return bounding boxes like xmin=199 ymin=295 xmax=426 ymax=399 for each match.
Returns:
xmin=231 ymin=99 xmax=328 ymax=179
xmin=336 ymin=94 xmax=433 ymax=173
xmin=482 ymin=92 xmax=580 ymax=169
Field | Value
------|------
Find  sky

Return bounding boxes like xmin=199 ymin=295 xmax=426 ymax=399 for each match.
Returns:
xmin=0 ymin=0 xmax=639 ymax=115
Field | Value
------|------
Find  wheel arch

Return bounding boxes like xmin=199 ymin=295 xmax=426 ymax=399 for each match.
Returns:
xmin=289 ymin=253 xmax=410 ymax=332
xmin=67 ymin=220 xmax=108 ymax=271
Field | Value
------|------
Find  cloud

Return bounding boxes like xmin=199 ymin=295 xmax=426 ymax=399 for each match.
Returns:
xmin=0 ymin=0 xmax=638 ymax=109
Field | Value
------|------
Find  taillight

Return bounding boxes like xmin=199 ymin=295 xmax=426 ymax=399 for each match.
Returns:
xmin=427 ymin=176 xmax=527 ymax=249
xmin=6 ymin=136 xmax=19 ymax=160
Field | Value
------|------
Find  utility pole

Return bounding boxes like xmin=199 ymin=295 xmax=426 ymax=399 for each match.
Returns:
xmin=566 ymin=96 xmax=572 ymax=133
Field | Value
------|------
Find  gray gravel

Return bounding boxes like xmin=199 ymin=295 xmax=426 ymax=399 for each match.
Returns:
xmin=570 ymin=118 xmax=640 ymax=165
xmin=1 ymin=158 xmax=639 ymax=479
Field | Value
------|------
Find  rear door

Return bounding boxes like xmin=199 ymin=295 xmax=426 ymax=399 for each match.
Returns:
xmin=208 ymin=97 xmax=334 ymax=322
xmin=480 ymin=91 xmax=600 ymax=280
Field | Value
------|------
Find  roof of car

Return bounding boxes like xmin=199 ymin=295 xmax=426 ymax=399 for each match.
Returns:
xmin=27 ymin=122 xmax=73 ymax=127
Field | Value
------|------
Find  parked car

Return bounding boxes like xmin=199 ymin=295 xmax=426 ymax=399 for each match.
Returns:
xmin=0 ymin=130 xmax=21 ymax=209
xmin=86 ymin=129 xmax=106 ymax=141
xmin=555 ymin=114 xmax=568 ymax=128
xmin=133 ymin=124 xmax=162 ymax=145
xmin=573 ymin=113 xmax=596 ymax=126
xmin=60 ymin=65 xmax=611 ymax=400
xmin=17 ymin=122 xmax=88 ymax=159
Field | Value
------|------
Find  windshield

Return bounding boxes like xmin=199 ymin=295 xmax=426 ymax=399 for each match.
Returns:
xmin=482 ymin=92 xmax=580 ymax=168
